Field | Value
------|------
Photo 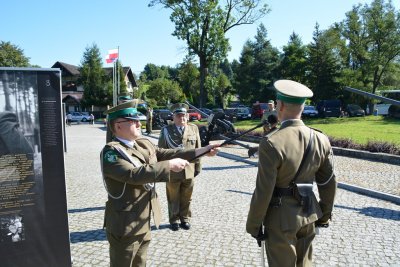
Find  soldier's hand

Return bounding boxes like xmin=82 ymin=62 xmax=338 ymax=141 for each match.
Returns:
xmin=195 ymin=144 xmax=220 ymax=157
xmin=204 ymin=144 xmax=220 ymax=156
xmin=251 ymin=225 xmax=267 ymax=247
xmin=169 ymin=158 xmax=189 ymax=172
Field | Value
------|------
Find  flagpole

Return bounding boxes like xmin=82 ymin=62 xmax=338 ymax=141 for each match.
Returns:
xmin=117 ymin=46 xmax=120 ymax=95
xmin=113 ymin=60 xmax=116 ymax=106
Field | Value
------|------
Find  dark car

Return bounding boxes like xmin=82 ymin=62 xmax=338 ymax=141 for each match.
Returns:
xmin=153 ymin=109 xmax=173 ymax=121
xmin=302 ymin=105 xmax=319 ymax=118
xmin=234 ymin=107 xmax=251 ymax=120
xmin=346 ymin=104 xmax=365 ymax=117
xmin=388 ymin=104 xmax=400 ymax=118
xmin=199 ymin=108 xmax=213 ymax=119
xmin=317 ymin=100 xmax=342 ymax=118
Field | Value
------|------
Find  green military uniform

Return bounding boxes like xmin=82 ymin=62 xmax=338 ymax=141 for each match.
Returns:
xmin=145 ymin=107 xmax=153 ymax=134
xmin=246 ymin=80 xmax=337 ymax=267
xmin=261 ymin=100 xmax=278 ymax=135
xmin=101 ymin=101 xmax=197 ymax=267
xmin=158 ymin=122 xmax=201 ymax=225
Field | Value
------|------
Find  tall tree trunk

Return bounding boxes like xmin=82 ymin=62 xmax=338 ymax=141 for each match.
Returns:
xmin=199 ymin=56 xmax=208 ymax=108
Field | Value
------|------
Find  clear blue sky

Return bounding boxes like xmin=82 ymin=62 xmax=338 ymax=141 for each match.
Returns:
xmin=2 ymin=0 xmax=398 ymax=75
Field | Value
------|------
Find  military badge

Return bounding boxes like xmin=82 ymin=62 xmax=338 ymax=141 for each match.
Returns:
xmin=104 ymin=150 xmax=118 ymax=163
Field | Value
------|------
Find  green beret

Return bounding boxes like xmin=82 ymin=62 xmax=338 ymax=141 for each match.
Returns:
xmin=274 ymin=80 xmax=313 ymax=104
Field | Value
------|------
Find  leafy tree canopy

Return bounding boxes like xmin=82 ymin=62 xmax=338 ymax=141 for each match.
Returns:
xmin=0 ymin=41 xmax=30 ymax=67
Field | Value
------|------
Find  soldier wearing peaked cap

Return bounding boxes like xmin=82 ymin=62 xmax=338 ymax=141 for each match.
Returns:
xmin=100 ymin=101 xmax=219 ymax=267
xmin=246 ymin=80 xmax=337 ymax=267
xmin=105 ymin=96 xmax=134 ymax=143
xmin=158 ymin=103 xmax=202 ymax=231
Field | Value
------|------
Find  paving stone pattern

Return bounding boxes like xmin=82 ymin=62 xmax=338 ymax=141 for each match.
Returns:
xmin=64 ymin=125 xmax=400 ymax=266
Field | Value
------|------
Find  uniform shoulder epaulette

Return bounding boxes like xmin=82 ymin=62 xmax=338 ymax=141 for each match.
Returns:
xmin=308 ymin=126 xmax=323 ymax=133
xmin=106 ymin=141 xmax=119 ymax=147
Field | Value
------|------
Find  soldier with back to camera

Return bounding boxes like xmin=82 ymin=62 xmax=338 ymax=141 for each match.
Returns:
xmin=246 ymin=80 xmax=337 ymax=267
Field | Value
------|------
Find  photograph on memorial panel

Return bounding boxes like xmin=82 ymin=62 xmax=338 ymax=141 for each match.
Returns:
xmin=0 ymin=68 xmax=71 ymax=267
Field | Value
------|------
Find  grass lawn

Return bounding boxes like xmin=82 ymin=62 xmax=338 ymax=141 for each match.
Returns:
xmin=233 ymin=116 xmax=400 ymax=146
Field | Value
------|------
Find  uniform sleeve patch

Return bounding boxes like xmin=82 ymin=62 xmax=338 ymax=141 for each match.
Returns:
xmin=104 ymin=150 xmax=118 ymax=163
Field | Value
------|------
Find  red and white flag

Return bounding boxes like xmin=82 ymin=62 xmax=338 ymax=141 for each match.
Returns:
xmin=105 ymin=48 xmax=119 ymax=64
xmin=105 ymin=54 xmax=116 ymax=64
xmin=108 ymin=49 xmax=119 ymax=60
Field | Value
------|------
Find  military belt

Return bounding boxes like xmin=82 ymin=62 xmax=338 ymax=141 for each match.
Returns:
xmin=273 ymin=187 xmax=294 ymax=197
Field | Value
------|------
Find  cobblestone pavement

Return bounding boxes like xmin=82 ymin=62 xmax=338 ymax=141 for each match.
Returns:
xmin=65 ymin=124 xmax=400 ymax=266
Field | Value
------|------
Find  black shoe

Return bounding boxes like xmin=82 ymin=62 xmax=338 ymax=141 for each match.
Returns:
xmin=170 ymin=223 xmax=179 ymax=231
xmin=180 ymin=222 xmax=191 ymax=230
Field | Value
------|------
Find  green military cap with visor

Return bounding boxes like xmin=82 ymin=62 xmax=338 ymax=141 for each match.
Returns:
xmin=274 ymin=80 xmax=313 ymax=104
xmin=104 ymin=99 xmax=140 ymax=121
xmin=170 ymin=103 xmax=189 ymax=114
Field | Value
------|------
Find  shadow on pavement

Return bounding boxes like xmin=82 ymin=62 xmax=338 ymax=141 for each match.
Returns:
xmin=335 ymin=204 xmax=400 ymax=221
xmin=203 ymin=165 xmax=254 ymax=171
xmin=70 ymin=229 xmax=106 ymax=243
xmin=226 ymin=189 xmax=253 ymax=195
xmin=68 ymin=206 xmax=105 ymax=213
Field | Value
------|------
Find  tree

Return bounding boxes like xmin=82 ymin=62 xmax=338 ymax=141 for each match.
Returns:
xmin=141 ymin=63 xmax=170 ymax=81
xmin=79 ymin=44 xmax=109 ymax=107
xmin=233 ymin=24 xmax=280 ymax=104
xmin=307 ymin=24 xmax=342 ymax=102
xmin=340 ymin=0 xmax=400 ymax=101
xmin=0 ymin=41 xmax=30 ymax=67
xmin=146 ymin=78 xmax=184 ymax=106
xmin=177 ymin=59 xmax=200 ymax=104
xmin=278 ymin=32 xmax=308 ymax=84
xmin=148 ymin=0 xmax=269 ymax=107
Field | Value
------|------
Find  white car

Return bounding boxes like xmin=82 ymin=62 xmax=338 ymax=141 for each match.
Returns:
xmin=302 ymin=106 xmax=319 ymax=118
xmin=68 ymin=112 xmax=92 ymax=122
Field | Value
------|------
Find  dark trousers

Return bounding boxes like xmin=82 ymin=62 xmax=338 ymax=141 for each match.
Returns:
xmin=107 ymin=231 xmax=151 ymax=267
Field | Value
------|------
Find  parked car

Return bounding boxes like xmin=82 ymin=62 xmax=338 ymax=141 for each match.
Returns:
xmin=346 ymin=104 xmax=365 ymax=117
xmin=153 ymin=109 xmax=173 ymax=121
xmin=188 ymin=109 xmax=201 ymax=121
xmin=199 ymin=108 xmax=213 ymax=118
xmin=234 ymin=107 xmax=251 ymax=120
xmin=251 ymin=102 xmax=268 ymax=119
xmin=387 ymin=105 xmax=400 ymax=118
xmin=302 ymin=105 xmax=319 ymax=118
xmin=317 ymin=100 xmax=342 ymax=118
xmin=68 ymin=112 xmax=92 ymax=122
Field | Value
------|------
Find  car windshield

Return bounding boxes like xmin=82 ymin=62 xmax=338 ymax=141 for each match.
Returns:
xmin=305 ymin=106 xmax=315 ymax=110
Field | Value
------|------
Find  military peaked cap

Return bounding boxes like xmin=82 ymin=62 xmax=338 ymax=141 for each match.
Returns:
xmin=170 ymin=103 xmax=189 ymax=114
xmin=274 ymin=80 xmax=313 ymax=104
xmin=104 ymin=99 xmax=140 ymax=120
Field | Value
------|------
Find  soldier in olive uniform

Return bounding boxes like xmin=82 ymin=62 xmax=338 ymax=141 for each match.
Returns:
xmin=261 ymin=100 xmax=278 ymax=135
xmin=246 ymin=80 xmax=337 ymax=267
xmin=105 ymin=95 xmax=134 ymax=143
xmin=158 ymin=103 xmax=201 ymax=231
xmin=101 ymin=100 xmax=219 ymax=267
